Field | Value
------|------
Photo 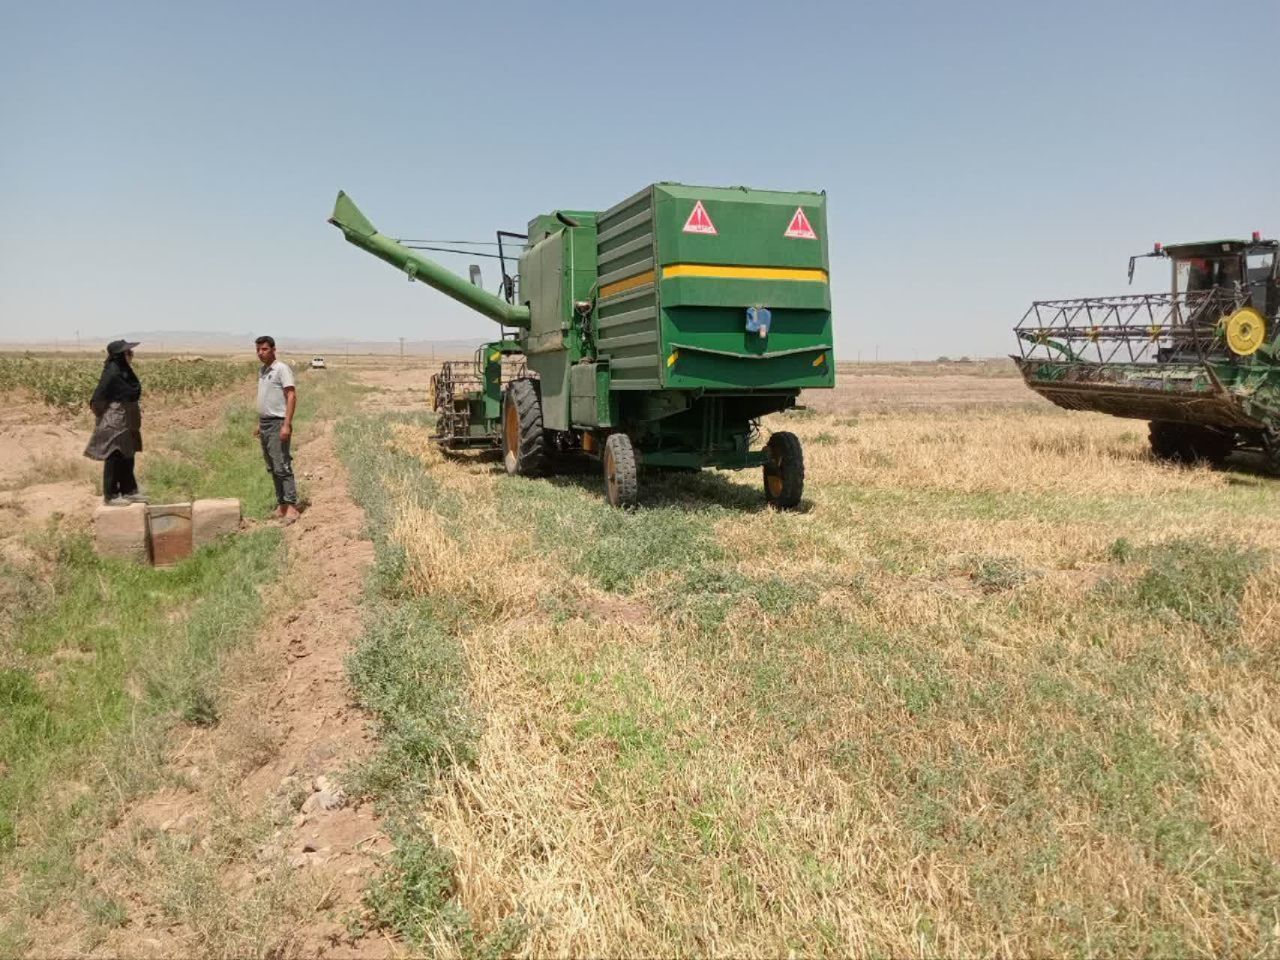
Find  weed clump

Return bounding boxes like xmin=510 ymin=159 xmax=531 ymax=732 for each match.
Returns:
xmin=346 ymin=603 xmax=474 ymax=799
xmin=365 ymin=836 xmax=528 ymax=960
xmin=965 ymin=555 xmax=1032 ymax=592
xmin=1105 ymin=538 xmax=1262 ymax=634
xmin=364 ymin=836 xmax=461 ymax=937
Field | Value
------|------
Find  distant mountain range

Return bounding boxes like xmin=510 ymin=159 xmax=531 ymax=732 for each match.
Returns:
xmin=0 ymin=331 xmax=489 ymax=357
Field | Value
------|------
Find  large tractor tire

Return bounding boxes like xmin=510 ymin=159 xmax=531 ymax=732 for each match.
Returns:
xmin=1148 ymin=421 xmax=1234 ymax=467
xmin=763 ymin=431 xmax=804 ymax=509
xmin=603 ymin=433 xmax=638 ymax=508
xmin=502 ymin=379 xmax=546 ymax=476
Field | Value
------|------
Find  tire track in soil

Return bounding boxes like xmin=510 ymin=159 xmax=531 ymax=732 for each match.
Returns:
xmin=28 ymin=421 xmax=396 ymax=958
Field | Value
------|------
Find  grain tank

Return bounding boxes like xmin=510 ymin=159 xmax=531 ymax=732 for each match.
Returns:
xmin=329 ymin=183 xmax=836 ymax=507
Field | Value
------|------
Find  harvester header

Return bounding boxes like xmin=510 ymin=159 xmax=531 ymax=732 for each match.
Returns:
xmin=1013 ymin=233 xmax=1280 ymax=466
xmin=328 ymin=182 xmax=837 ymax=507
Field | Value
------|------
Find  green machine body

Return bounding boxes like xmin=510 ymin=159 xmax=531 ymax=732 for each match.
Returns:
xmin=329 ymin=183 xmax=836 ymax=507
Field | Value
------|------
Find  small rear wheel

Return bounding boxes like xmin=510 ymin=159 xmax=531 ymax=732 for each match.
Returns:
xmin=603 ymin=433 xmax=638 ymax=508
xmin=502 ymin=379 xmax=546 ymax=476
xmin=763 ymin=431 xmax=804 ymax=509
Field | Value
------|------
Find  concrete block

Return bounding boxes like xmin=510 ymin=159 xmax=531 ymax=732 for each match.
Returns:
xmin=93 ymin=503 xmax=150 ymax=565
xmin=192 ymin=498 xmax=241 ymax=548
xmin=147 ymin=503 xmax=193 ymax=567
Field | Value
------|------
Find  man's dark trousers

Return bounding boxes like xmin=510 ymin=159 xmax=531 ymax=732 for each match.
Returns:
xmin=258 ymin=417 xmax=297 ymax=506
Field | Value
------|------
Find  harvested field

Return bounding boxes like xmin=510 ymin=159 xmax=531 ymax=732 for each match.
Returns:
xmin=807 ymin=360 xmax=1031 ymax=414
xmin=329 ymin=363 xmax=1280 ymax=957
xmin=5 ymin=357 xmax=1278 ymax=957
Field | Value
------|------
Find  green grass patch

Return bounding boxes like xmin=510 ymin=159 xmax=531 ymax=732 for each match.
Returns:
xmin=0 ymin=381 xmax=305 ymax=948
xmin=142 ymin=405 xmax=280 ymax=512
xmin=346 ymin=601 xmax=475 ymax=799
xmin=1112 ymin=538 xmax=1263 ymax=635
xmin=142 ymin=371 xmax=364 ymax=510
xmin=500 ymin=474 xmax=728 ymax=593
xmin=363 ymin=835 xmax=527 ymax=958
xmin=0 ymin=529 xmax=282 ymax=852
xmin=336 ymin=415 xmax=524 ymax=954
xmin=337 ymin=415 xmax=475 ymax=804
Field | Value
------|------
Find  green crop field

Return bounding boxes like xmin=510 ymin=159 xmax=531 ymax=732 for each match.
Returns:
xmin=0 ymin=354 xmax=252 ymax=410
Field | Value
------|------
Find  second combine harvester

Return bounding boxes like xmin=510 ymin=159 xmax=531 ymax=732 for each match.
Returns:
xmin=329 ymin=184 xmax=835 ymax=507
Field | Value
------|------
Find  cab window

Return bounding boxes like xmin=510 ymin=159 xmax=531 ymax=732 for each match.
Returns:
xmin=1247 ymin=251 xmax=1275 ymax=286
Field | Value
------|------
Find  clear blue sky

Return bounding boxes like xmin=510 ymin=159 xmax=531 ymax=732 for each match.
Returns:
xmin=2 ymin=0 xmax=1277 ymax=358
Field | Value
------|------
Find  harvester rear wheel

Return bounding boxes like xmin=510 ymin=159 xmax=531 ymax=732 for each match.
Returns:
xmin=502 ymin=379 xmax=546 ymax=476
xmin=763 ymin=431 xmax=804 ymax=509
xmin=603 ymin=433 xmax=638 ymax=509
xmin=1148 ymin=421 xmax=1234 ymax=466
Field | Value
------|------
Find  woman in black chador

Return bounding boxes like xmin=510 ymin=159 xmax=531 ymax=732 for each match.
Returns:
xmin=84 ymin=339 xmax=147 ymax=505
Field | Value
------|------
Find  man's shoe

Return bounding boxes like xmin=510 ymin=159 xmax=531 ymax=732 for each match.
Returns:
xmin=122 ymin=492 xmax=149 ymax=504
xmin=104 ymin=496 xmax=131 ymax=507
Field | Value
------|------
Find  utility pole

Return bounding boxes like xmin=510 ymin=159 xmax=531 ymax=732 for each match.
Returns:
xmin=399 ymin=337 xmax=405 ymax=362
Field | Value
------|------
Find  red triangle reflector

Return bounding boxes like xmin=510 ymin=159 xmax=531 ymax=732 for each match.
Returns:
xmin=784 ymin=207 xmax=817 ymax=240
xmin=682 ymin=200 xmax=717 ymax=235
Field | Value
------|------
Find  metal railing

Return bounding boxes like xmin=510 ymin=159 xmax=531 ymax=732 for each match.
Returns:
xmin=429 ymin=352 xmax=530 ymax=444
xmin=430 ymin=360 xmax=482 ymax=441
xmin=1014 ymin=288 xmax=1251 ymax=366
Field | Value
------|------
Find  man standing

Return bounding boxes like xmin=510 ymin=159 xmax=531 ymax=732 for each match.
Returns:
xmin=254 ymin=335 xmax=300 ymax=523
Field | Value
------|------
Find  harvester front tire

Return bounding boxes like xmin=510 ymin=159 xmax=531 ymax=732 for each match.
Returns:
xmin=1148 ymin=421 xmax=1233 ymax=467
xmin=763 ymin=431 xmax=804 ymax=509
xmin=503 ymin=379 xmax=546 ymax=477
xmin=603 ymin=433 xmax=638 ymax=509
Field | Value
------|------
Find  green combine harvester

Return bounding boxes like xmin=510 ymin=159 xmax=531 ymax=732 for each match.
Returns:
xmin=1014 ymin=233 xmax=1280 ymax=466
xmin=329 ymin=184 xmax=835 ymax=507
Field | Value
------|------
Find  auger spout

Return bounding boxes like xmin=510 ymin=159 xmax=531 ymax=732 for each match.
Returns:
xmin=328 ymin=191 xmax=531 ymax=329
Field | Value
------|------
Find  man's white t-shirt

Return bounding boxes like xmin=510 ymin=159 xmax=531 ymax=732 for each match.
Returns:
xmin=257 ymin=360 xmax=296 ymax=418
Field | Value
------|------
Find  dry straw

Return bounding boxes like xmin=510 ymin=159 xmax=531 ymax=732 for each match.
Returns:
xmin=379 ymin=407 xmax=1279 ymax=956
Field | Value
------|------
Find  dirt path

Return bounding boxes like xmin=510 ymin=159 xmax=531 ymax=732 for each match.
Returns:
xmin=26 ymin=421 xmax=393 ymax=958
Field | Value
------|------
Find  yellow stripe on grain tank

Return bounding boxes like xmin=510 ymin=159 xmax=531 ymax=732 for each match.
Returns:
xmin=662 ymin=264 xmax=829 ymax=283
xmin=599 ymin=270 xmax=656 ymax=299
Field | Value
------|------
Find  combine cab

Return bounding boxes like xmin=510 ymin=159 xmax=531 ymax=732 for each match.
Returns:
xmin=1013 ymin=234 xmax=1280 ymax=466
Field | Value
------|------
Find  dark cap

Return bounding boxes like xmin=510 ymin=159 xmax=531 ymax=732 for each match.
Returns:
xmin=106 ymin=339 xmax=140 ymax=356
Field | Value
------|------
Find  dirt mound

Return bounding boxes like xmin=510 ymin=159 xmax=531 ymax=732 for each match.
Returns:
xmin=0 ymin=401 xmax=92 ymax=490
